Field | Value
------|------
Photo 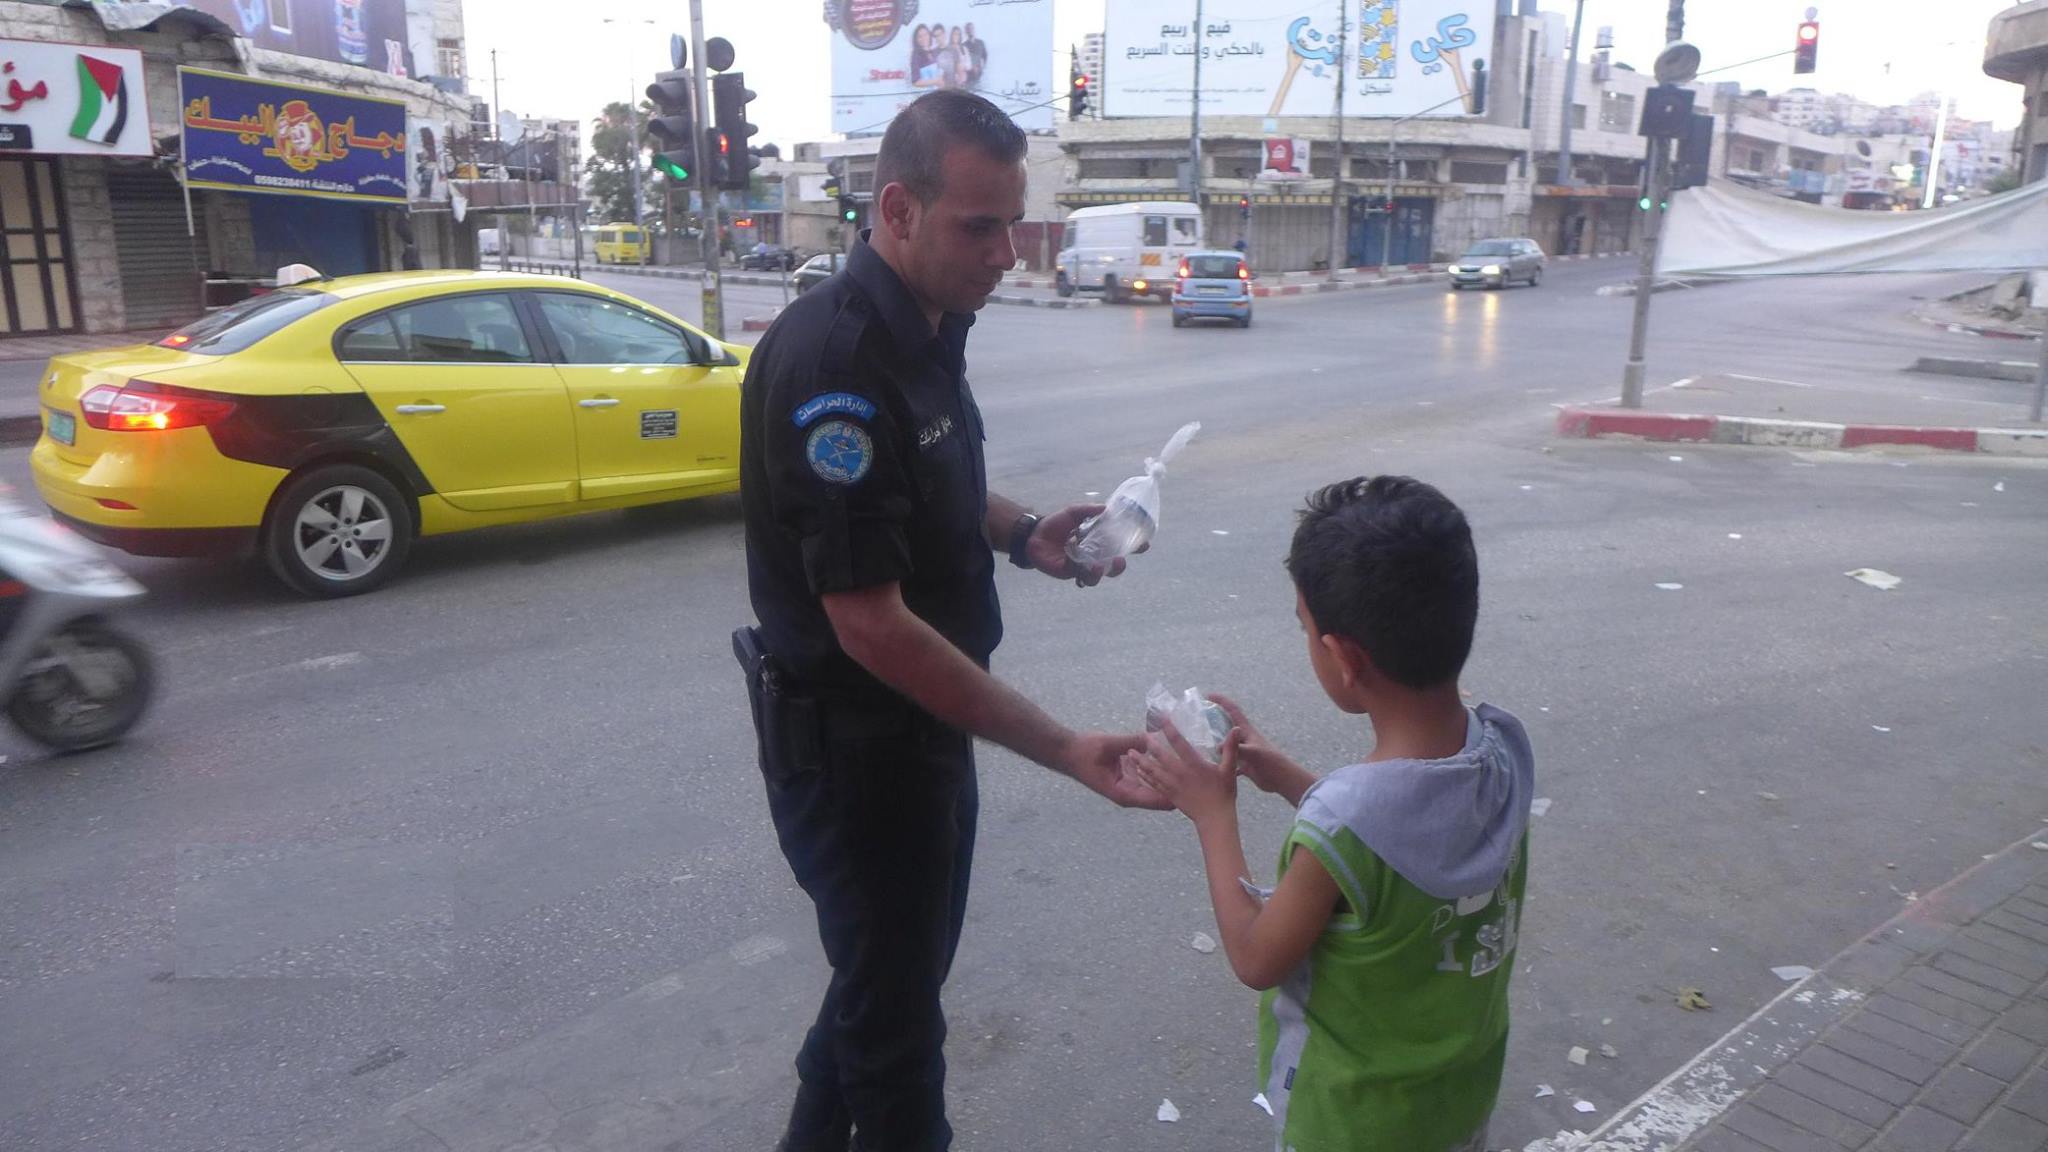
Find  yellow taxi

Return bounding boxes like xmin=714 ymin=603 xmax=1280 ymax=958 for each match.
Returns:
xmin=31 ymin=270 xmax=745 ymax=597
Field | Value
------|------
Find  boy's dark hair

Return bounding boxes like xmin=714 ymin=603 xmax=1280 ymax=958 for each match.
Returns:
xmin=1286 ymin=476 xmax=1479 ymax=690
xmin=874 ymin=90 xmax=1028 ymax=205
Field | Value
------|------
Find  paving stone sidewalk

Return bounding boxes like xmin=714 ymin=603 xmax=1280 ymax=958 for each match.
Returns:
xmin=1543 ymin=835 xmax=2048 ymax=1152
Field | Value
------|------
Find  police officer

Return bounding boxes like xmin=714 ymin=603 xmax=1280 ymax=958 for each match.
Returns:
xmin=736 ymin=90 xmax=1165 ymax=1152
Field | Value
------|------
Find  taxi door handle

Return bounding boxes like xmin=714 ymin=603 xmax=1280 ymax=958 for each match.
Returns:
xmin=579 ymin=398 xmax=621 ymax=409
xmin=394 ymin=404 xmax=445 ymax=415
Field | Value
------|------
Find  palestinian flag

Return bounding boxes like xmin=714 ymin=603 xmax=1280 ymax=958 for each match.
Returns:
xmin=69 ymin=56 xmax=128 ymax=146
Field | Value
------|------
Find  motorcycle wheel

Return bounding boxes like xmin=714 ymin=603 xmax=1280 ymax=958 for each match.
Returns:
xmin=7 ymin=621 xmax=156 ymax=752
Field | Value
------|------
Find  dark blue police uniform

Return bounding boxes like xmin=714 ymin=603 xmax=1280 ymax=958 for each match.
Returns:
xmin=736 ymin=236 xmax=1000 ymax=1152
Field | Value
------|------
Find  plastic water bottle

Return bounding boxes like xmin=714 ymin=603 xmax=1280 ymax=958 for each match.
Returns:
xmin=1066 ymin=422 xmax=1199 ymax=572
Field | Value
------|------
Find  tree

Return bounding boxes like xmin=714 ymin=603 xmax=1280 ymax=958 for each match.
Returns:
xmin=587 ymin=100 xmax=652 ymax=225
xmin=1986 ymin=166 xmax=2022 ymax=196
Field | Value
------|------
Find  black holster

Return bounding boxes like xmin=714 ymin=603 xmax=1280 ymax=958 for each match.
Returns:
xmin=734 ymin=626 xmax=822 ymax=785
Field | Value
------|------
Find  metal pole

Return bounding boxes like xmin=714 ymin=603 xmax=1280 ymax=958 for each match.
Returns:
xmin=1330 ymin=0 xmax=1347 ymax=271
xmin=689 ymin=0 xmax=724 ymax=339
xmin=2030 ymin=315 xmax=2046 ymax=423
xmin=1666 ymin=0 xmax=1684 ymax=43
xmin=1620 ymin=138 xmax=1669 ymax=408
xmin=1190 ymin=0 xmax=1204 ymax=211
xmin=1382 ymin=127 xmax=1396 ymax=269
xmin=1922 ymin=93 xmax=1950 ymax=210
xmin=1556 ymin=0 xmax=1585 ymax=195
xmin=492 ymin=50 xmax=509 ymax=271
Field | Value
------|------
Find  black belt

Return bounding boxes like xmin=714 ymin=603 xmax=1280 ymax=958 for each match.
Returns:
xmin=734 ymin=626 xmax=925 ymax=745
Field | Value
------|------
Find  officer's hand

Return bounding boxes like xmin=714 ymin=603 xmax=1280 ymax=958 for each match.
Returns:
xmin=1029 ymin=503 xmax=1146 ymax=588
xmin=1062 ymin=732 xmax=1174 ymax=810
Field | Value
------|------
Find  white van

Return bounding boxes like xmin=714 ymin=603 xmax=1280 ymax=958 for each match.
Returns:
xmin=1056 ymin=201 xmax=1204 ymax=303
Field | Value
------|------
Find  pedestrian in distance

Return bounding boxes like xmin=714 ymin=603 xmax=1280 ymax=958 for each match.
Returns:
xmin=1127 ymin=475 xmax=1535 ymax=1152
xmin=735 ymin=88 xmax=1168 ymax=1152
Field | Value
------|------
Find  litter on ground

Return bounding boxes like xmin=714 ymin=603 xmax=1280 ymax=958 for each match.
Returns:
xmin=1567 ymin=1046 xmax=1588 ymax=1066
xmin=1253 ymin=1093 xmax=1273 ymax=1116
xmin=1677 ymin=987 xmax=1712 ymax=1011
xmin=1655 ymin=582 xmax=1684 ymax=591
xmin=1873 ymin=726 xmax=1892 ymax=733
xmin=1599 ymin=1044 xmax=1618 ymax=1059
xmin=1574 ymin=1100 xmax=1598 ymax=1114
xmin=1530 ymin=798 xmax=1554 ymax=818
xmin=1535 ymin=1084 xmax=1556 ymax=1099
xmin=1846 ymin=568 xmax=1902 ymax=591
xmin=1772 ymin=965 xmax=1815 ymax=982
xmin=1157 ymin=1099 xmax=1180 ymax=1123
xmin=1191 ymin=932 xmax=1218 ymax=954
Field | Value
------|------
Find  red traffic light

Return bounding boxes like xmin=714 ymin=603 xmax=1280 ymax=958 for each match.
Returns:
xmin=1238 ymin=196 xmax=1249 ymax=208
xmin=1076 ymin=74 xmax=1089 ymax=89
xmin=1796 ymin=21 xmax=1818 ymax=42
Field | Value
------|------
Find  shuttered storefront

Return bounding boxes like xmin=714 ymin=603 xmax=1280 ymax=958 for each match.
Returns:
xmin=0 ymin=159 xmax=77 ymax=336
xmin=107 ymin=166 xmax=205 ymax=331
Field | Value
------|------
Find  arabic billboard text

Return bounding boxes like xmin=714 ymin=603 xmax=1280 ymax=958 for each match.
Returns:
xmin=826 ymin=0 xmax=1053 ymax=135
xmin=1104 ymin=0 xmax=1496 ymax=120
xmin=180 ymin=68 xmax=408 ymax=203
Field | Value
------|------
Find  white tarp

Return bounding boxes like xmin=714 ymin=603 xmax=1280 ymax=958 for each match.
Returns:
xmin=1660 ymin=178 xmax=2048 ymax=277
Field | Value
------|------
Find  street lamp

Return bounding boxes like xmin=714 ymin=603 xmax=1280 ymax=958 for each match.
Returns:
xmin=603 ymin=16 xmax=657 ymax=236
xmin=1381 ymin=93 xmax=1471 ymax=269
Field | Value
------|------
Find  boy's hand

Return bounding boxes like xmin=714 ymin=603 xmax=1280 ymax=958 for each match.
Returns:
xmin=1209 ymin=693 xmax=1318 ymax=806
xmin=1124 ymin=720 xmax=1237 ymax=826
xmin=1064 ymin=732 xmax=1174 ymax=810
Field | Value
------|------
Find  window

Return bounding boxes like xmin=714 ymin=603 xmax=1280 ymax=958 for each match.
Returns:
xmin=1450 ymin=162 xmax=1508 ymax=185
xmin=1570 ymin=104 xmax=1587 ymax=130
xmin=1185 ymin=255 xmax=1242 ymax=278
xmin=337 ymin=315 xmax=403 ymax=362
xmin=1172 ymin=217 xmax=1198 ymax=243
xmin=1142 ymin=215 xmax=1168 ymax=246
xmin=160 ymin=291 xmax=336 ymax=356
xmin=270 ymin=1 xmax=292 ymax=32
xmin=1599 ymin=93 xmax=1636 ymax=132
xmin=436 ymin=39 xmax=465 ymax=81
xmin=358 ymin=294 xmax=533 ymax=364
xmin=536 ymin=292 xmax=697 ymax=366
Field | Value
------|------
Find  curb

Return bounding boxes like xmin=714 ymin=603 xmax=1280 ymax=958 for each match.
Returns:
xmin=988 ymin=293 xmax=1101 ymax=309
xmin=1526 ymin=832 xmax=2048 ymax=1152
xmin=741 ymin=315 xmax=776 ymax=332
xmin=1914 ymin=312 xmax=2043 ymax=342
xmin=1595 ymin=278 xmax=1706 ymax=298
xmin=1908 ymin=356 xmax=2040 ymax=382
xmin=0 ymin=413 xmax=40 ymax=449
xmin=1252 ymin=272 xmax=1439 ymax=298
xmin=1555 ymin=407 xmax=2048 ymax=457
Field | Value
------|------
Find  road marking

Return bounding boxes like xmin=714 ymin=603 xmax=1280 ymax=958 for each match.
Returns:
xmin=1726 ymin=373 xmax=1814 ymax=388
xmin=1557 ymin=377 xmax=1699 ymax=410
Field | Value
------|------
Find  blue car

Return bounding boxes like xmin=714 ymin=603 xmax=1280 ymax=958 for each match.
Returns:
xmin=1171 ymin=250 xmax=1254 ymax=328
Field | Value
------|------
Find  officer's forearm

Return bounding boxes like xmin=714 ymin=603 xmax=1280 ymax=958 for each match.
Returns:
xmin=824 ymin=584 xmax=1074 ymax=771
xmin=984 ymin=491 xmax=1029 ymax=552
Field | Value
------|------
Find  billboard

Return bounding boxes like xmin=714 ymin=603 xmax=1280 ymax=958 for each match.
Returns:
xmin=180 ymin=68 xmax=408 ymax=203
xmin=1103 ymin=0 xmax=1494 ymax=120
xmin=0 ymin=39 xmax=152 ymax=157
xmin=825 ymin=0 xmax=1054 ymax=135
xmin=96 ymin=0 xmax=414 ymax=76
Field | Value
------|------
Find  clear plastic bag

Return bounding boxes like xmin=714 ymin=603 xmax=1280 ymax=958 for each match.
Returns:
xmin=1144 ymin=683 xmax=1232 ymax=757
xmin=1066 ymin=422 xmax=1201 ymax=572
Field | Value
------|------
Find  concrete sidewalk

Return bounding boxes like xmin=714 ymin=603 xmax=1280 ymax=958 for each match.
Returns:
xmin=1534 ymin=835 xmax=2048 ymax=1152
xmin=1556 ymin=375 xmax=2048 ymax=458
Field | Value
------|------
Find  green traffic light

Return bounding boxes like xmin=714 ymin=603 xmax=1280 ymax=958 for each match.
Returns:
xmin=653 ymin=155 xmax=689 ymax=182
xmin=1638 ymin=196 xmax=1653 ymax=211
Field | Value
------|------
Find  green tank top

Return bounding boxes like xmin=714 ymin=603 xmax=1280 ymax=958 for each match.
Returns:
xmin=1257 ymin=814 xmax=1528 ymax=1152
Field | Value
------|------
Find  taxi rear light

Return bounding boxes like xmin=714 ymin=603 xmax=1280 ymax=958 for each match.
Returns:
xmin=96 ymin=498 xmax=138 ymax=510
xmin=80 ymin=382 xmax=237 ymax=432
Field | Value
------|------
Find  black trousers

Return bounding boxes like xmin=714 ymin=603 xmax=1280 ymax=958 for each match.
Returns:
xmin=759 ymin=697 xmax=979 ymax=1152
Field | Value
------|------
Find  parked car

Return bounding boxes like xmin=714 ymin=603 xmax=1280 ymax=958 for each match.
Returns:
xmin=1448 ymin=238 xmax=1545 ymax=289
xmin=31 ymin=270 xmax=744 ymax=597
xmin=1170 ymin=250 xmax=1254 ymax=328
xmin=739 ymin=244 xmax=800 ymax=271
xmin=790 ymin=253 xmax=843 ymax=294
xmin=1056 ymin=200 xmax=1204 ymax=303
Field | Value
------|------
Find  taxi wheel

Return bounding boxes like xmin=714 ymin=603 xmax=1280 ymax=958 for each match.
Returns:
xmin=264 ymin=464 xmax=414 ymax=598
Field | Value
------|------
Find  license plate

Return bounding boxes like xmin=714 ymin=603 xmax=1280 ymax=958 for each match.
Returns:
xmin=1200 ymin=286 xmax=1226 ymax=295
xmin=45 ymin=409 xmax=74 ymax=446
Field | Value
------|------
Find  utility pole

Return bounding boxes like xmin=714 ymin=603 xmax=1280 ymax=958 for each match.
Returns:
xmin=491 ymin=49 xmax=508 ymax=271
xmin=1382 ymin=93 xmax=1467 ymax=269
xmin=1619 ymin=138 xmax=1669 ymax=407
xmin=689 ymin=0 xmax=724 ymax=339
xmin=1556 ymin=0 xmax=1586 ymax=192
xmin=1189 ymin=0 xmax=1204 ymax=210
xmin=1922 ymin=93 xmax=1950 ymax=209
xmin=1329 ymin=0 xmax=1348 ymax=271
xmin=1666 ymin=0 xmax=1684 ymax=44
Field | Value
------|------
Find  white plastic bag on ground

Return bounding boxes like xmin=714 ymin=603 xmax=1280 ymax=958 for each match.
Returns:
xmin=1145 ymin=683 xmax=1231 ymax=756
xmin=1067 ymin=422 xmax=1201 ymax=572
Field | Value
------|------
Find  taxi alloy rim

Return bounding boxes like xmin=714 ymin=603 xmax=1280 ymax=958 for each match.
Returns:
xmin=294 ymin=484 xmax=395 ymax=582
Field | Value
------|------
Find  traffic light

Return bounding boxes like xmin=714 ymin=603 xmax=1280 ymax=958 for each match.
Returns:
xmin=702 ymin=130 xmax=728 ymax=189
xmin=1069 ymin=61 xmax=1090 ymax=120
xmin=1469 ymin=59 xmax=1487 ymax=116
xmin=1794 ymin=21 xmax=1818 ymax=74
xmin=712 ymin=71 xmax=758 ymax=191
xmin=838 ymin=195 xmax=859 ymax=224
xmin=645 ymin=68 xmax=695 ymax=183
xmin=1673 ymin=113 xmax=1714 ymax=190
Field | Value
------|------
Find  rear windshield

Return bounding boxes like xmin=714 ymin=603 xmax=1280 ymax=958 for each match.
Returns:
xmin=157 ymin=290 xmax=337 ymax=356
xmin=1462 ymin=241 xmax=1518 ymax=258
xmin=1186 ymin=255 xmax=1244 ymax=278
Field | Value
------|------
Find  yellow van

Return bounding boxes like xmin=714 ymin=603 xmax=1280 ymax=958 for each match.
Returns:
xmin=594 ymin=224 xmax=651 ymax=265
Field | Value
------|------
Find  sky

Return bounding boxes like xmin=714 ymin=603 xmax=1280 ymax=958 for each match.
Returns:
xmin=462 ymin=0 xmax=2026 ymax=157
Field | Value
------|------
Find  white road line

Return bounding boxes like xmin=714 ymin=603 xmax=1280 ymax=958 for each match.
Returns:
xmin=1725 ymin=373 xmax=1815 ymax=388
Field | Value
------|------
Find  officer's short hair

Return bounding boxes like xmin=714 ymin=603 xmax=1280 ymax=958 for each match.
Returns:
xmin=874 ymin=90 xmax=1027 ymax=206
xmin=1286 ymin=476 xmax=1479 ymax=690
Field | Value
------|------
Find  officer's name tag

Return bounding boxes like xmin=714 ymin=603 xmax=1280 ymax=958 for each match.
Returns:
xmin=792 ymin=392 xmax=876 ymax=429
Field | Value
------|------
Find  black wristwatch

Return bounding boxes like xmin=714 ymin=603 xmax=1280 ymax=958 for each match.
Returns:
xmin=1007 ymin=512 xmax=1041 ymax=570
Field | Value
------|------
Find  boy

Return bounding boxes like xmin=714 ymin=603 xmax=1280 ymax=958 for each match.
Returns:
xmin=1127 ymin=475 xmax=1533 ymax=1152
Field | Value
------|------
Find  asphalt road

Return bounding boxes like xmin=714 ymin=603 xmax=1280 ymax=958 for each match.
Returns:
xmin=2 ymin=260 xmax=2044 ymax=1152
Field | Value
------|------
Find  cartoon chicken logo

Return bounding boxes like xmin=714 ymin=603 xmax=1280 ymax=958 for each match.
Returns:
xmin=271 ymin=99 xmax=325 ymax=173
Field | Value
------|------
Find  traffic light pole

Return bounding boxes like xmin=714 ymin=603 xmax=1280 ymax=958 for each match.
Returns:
xmin=1620 ymin=137 xmax=1670 ymax=409
xmin=1381 ymin=93 xmax=1467 ymax=269
xmin=689 ymin=0 xmax=724 ymax=340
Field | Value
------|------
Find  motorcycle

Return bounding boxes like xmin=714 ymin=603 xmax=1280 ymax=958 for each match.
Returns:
xmin=0 ymin=490 xmax=154 ymax=751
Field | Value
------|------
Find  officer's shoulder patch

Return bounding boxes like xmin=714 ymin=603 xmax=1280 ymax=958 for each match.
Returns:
xmin=791 ymin=391 xmax=877 ymax=429
xmin=805 ymin=420 xmax=874 ymax=485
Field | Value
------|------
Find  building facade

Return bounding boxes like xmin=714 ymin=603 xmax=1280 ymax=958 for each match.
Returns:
xmin=0 ymin=0 xmax=473 ymax=341
xmin=1985 ymin=0 xmax=2048 ymax=185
